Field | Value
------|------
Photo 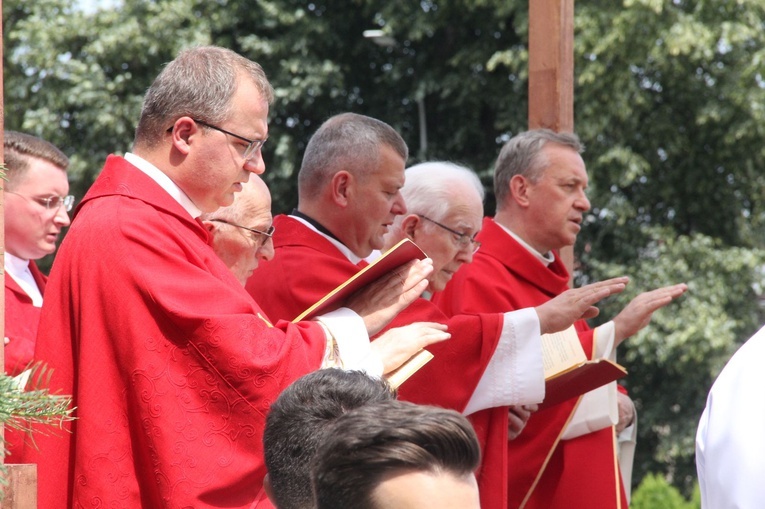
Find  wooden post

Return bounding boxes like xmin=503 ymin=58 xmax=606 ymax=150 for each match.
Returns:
xmin=528 ymin=0 xmax=575 ymax=281
xmin=0 ymin=1 xmax=38 ymax=505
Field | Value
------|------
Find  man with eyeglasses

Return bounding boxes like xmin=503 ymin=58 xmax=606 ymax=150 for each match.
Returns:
xmin=247 ymin=113 xmax=631 ymax=443
xmin=382 ymin=162 xmax=484 ymax=298
xmin=24 ymin=47 xmax=447 ymax=509
xmin=3 ymin=130 xmax=72 ymax=462
xmin=201 ymin=176 xmax=275 ymax=285
xmin=434 ymin=129 xmax=688 ymax=509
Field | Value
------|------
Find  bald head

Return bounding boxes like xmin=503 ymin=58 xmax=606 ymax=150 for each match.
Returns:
xmin=202 ymin=176 xmax=275 ymax=285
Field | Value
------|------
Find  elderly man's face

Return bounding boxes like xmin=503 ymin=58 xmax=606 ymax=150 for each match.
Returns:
xmin=5 ymin=157 xmax=71 ymax=260
xmin=411 ymin=193 xmax=483 ymax=293
xmin=207 ymin=178 xmax=274 ymax=285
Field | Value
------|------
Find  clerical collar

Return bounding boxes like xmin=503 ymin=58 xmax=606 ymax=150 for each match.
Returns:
xmin=493 ymin=219 xmax=555 ymax=267
xmin=289 ymin=210 xmax=374 ymax=265
xmin=291 ymin=210 xmax=343 ymax=242
xmin=4 ymin=253 xmax=43 ymax=306
xmin=124 ymin=152 xmax=203 ymax=219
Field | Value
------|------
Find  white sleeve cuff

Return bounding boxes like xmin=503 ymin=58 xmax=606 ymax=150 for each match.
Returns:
xmin=594 ymin=321 xmax=616 ymax=360
xmin=315 ymin=307 xmax=383 ymax=377
xmin=463 ymin=307 xmax=545 ymax=415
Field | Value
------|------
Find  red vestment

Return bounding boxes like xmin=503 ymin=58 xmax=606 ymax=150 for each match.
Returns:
xmin=22 ymin=156 xmax=328 ymax=509
xmin=434 ymin=217 xmax=627 ymax=509
xmin=4 ymin=260 xmax=47 ymax=462
xmin=246 ymin=215 xmax=507 ymax=413
xmin=4 ymin=260 xmax=46 ymax=376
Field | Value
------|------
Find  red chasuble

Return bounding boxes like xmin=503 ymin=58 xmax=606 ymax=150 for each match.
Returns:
xmin=4 ymin=260 xmax=46 ymax=377
xmin=247 ymin=215 xmax=504 ymax=413
xmin=433 ymin=217 xmax=627 ymax=509
xmin=4 ymin=260 xmax=47 ymax=462
xmin=22 ymin=156 xmax=328 ymax=509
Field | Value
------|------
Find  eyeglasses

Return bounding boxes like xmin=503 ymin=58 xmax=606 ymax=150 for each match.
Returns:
xmin=417 ymin=214 xmax=481 ymax=253
xmin=209 ymin=218 xmax=275 ymax=247
xmin=193 ymin=119 xmax=267 ymax=161
xmin=6 ymin=191 xmax=75 ymax=212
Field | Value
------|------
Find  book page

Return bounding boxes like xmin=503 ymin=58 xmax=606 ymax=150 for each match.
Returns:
xmin=541 ymin=325 xmax=587 ymax=379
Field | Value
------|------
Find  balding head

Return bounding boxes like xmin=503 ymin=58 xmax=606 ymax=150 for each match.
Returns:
xmin=201 ymin=176 xmax=275 ymax=284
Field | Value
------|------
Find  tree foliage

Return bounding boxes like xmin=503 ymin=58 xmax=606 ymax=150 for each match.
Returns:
xmin=5 ymin=0 xmax=765 ymax=495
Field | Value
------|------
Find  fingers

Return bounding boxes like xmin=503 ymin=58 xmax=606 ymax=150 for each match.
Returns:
xmin=508 ymin=405 xmax=535 ymax=440
xmin=397 ymin=258 xmax=434 ymax=292
xmin=614 ymin=282 xmax=688 ymax=344
xmin=373 ymin=322 xmax=451 ymax=374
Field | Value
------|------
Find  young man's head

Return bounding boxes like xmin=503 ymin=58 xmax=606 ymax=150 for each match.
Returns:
xmin=312 ymin=399 xmax=481 ymax=509
xmin=384 ymin=161 xmax=484 ymax=293
xmin=4 ymin=131 xmax=71 ymax=260
xmin=134 ymin=46 xmax=274 ymax=212
xmin=296 ymin=112 xmax=409 ymax=258
xmin=493 ymin=129 xmax=589 ymax=254
xmin=263 ymin=369 xmax=394 ymax=509
xmin=201 ymin=176 xmax=274 ymax=285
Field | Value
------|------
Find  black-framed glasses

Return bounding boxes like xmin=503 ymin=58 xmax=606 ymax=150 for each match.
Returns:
xmin=210 ymin=218 xmax=275 ymax=247
xmin=6 ymin=191 xmax=75 ymax=212
xmin=417 ymin=214 xmax=481 ymax=253
xmin=167 ymin=119 xmax=267 ymax=161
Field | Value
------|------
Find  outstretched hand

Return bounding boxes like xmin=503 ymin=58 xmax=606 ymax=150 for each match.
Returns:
xmin=535 ymin=277 xmax=630 ymax=335
xmin=346 ymin=258 xmax=433 ymax=337
xmin=372 ymin=322 xmax=450 ymax=375
xmin=613 ymin=283 xmax=688 ymax=346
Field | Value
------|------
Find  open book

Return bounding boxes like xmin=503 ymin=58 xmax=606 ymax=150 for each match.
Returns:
xmin=293 ymin=238 xmax=433 ymax=389
xmin=538 ymin=325 xmax=627 ymax=410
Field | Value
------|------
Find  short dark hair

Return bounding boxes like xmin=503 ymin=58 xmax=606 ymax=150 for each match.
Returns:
xmin=297 ymin=112 xmax=408 ymax=199
xmin=134 ymin=45 xmax=274 ymax=150
xmin=263 ymin=369 xmax=394 ymax=509
xmin=311 ymin=400 xmax=481 ymax=509
xmin=494 ymin=129 xmax=583 ymax=211
xmin=3 ymin=131 xmax=69 ymax=190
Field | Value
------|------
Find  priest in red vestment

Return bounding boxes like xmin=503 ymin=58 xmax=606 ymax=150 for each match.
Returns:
xmin=22 ymin=47 xmax=441 ymax=509
xmin=247 ymin=114 xmax=630 ymax=451
xmin=434 ymin=129 xmax=687 ymax=509
xmin=3 ymin=131 xmax=72 ymax=462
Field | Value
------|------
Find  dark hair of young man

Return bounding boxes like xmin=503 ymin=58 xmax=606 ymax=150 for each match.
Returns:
xmin=311 ymin=399 xmax=481 ymax=509
xmin=263 ymin=369 xmax=394 ymax=509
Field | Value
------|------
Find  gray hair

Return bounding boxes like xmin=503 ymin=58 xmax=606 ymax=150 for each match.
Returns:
xmin=392 ymin=161 xmax=484 ymax=233
xmin=298 ymin=113 xmax=408 ymax=199
xmin=3 ymin=131 xmax=69 ymax=190
xmin=134 ymin=46 xmax=274 ymax=149
xmin=494 ymin=129 xmax=583 ymax=210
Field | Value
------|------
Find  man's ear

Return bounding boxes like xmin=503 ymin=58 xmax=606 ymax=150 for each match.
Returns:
xmin=168 ymin=116 xmax=198 ymax=156
xmin=400 ymin=214 xmax=420 ymax=240
xmin=510 ymin=175 xmax=532 ymax=208
xmin=200 ymin=220 xmax=217 ymax=234
xmin=263 ymin=474 xmax=276 ymax=505
xmin=330 ymin=171 xmax=353 ymax=207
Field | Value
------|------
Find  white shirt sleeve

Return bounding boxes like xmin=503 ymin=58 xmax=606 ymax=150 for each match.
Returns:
xmin=696 ymin=326 xmax=765 ymax=509
xmin=463 ymin=307 xmax=545 ymax=415
xmin=314 ymin=307 xmax=384 ymax=377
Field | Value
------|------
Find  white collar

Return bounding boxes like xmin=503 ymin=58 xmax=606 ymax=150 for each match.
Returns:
xmin=289 ymin=215 xmax=378 ymax=265
xmin=4 ymin=252 xmax=30 ymax=275
xmin=4 ymin=253 xmax=43 ymax=306
xmin=493 ymin=219 xmax=555 ymax=267
xmin=124 ymin=152 xmax=203 ymax=219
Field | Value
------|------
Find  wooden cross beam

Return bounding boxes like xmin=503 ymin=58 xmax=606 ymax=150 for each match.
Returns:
xmin=529 ymin=0 xmax=575 ymax=280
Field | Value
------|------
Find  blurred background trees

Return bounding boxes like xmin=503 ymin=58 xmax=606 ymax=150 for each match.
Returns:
xmin=6 ymin=0 xmax=765 ymax=499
